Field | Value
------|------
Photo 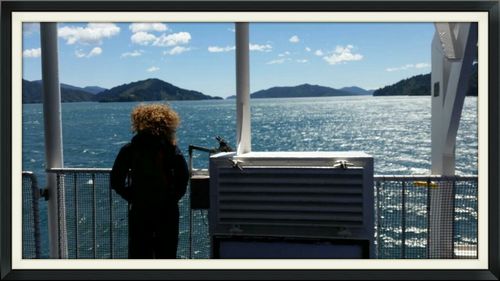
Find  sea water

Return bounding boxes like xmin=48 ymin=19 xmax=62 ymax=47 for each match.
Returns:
xmin=22 ymin=96 xmax=478 ymax=258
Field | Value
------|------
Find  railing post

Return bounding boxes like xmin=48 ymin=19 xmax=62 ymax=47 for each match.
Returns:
xmin=74 ymin=173 xmax=79 ymax=258
xmin=375 ymin=180 xmax=382 ymax=258
xmin=40 ymin=22 xmax=68 ymax=259
xmin=109 ymin=174 xmax=114 ymax=259
xmin=426 ymin=177 xmax=431 ymax=259
xmin=235 ymin=22 xmax=251 ymax=155
xmin=401 ymin=181 xmax=406 ymax=259
xmin=28 ymin=173 xmax=42 ymax=258
xmin=92 ymin=173 xmax=97 ymax=259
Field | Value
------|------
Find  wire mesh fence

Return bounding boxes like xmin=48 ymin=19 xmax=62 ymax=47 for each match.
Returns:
xmin=52 ymin=169 xmax=128 ymax=258
xmin=22 ymin=171 xmax=41 ymax=259
xmin=374 ymin=175 xmax=478 ymax=259
xmin=48 ymin=168 xmax=210 ymax=259
xmin=453 ymin=178 xmax=478 ymax=258
xmin=25 ymin=170 xmax=478 ymax=259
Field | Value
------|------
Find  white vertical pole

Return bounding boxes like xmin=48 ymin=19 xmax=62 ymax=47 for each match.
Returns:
xmin=430 ymin=23 xmax=476 ymax=259
xmin=40 ymin=22 xmax=67 ymax=258
xmin=235 ymin=22 xmax=251 ymax=155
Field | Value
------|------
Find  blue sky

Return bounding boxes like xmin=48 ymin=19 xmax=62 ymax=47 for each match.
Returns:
xmin=22 ymin=22 xmax=435 ymax=98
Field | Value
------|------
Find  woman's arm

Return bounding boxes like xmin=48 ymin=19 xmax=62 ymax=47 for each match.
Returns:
xmin=172 ymin=148 xmax=189 ymax=202
xmin=110 ymin=144 xmax=133 ymax=202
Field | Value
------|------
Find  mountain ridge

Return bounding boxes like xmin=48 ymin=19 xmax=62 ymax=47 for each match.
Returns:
xmin=22 ymin=67 xmax=478 ymax=104
xmin=23 ymin=79 xmax=95 ymax=103
xmin=373 ymin=64 xmax=478 ymax=96
xmin=226 ymin=84 xmax=373 ymax=99
xmin=95 ymin=78 xmax=222 ymax=102
xmin=22 ymin=78 xmax=222 ymax=103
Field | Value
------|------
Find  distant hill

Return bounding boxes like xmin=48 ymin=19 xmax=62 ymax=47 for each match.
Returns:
xmin=83 ymin=86 xmax=107 ymax=94
xmin=95 ymin=78 xmax=222 ymax=102
xmin=255 ymin=84 xmax=370 ymax=99
xmin=251 ymin=84 xmax=356 ymax=98
xmin=372 ymin=74 xmax=431 ymax=96
xmin=373 ymin=64 xmax=478 ymax=96
xmin=339 ymin=86 xmax=374 ymax=95
xmin=32 ymin=80 xmax=104 ymax=95
xmin=23 ymin=78 xmax=222 ymax=103
xmin=225 ymin=84 xmax=372 ymax=99
xmin=23 ymin=79 xmax=95 ymax=103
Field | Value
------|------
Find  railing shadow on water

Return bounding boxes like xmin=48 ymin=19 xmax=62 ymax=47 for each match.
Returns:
xmin=22 ymin=170 xmax=477 ymax=259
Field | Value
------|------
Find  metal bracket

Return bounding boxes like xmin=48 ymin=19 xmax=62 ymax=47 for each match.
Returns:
xmin=40 ymin=188 xmax=49 ymax=201
xmin=229 ymin=159 xmax=244 ymax=171
xmin=229 ymin=224 xmax=243 ymax=234
xmin=337 ymin=227 xmax=352 ymax=237
xmin=333 ymin=160 xmax=355 ymax=169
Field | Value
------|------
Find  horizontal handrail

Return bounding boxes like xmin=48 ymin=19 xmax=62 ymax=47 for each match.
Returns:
xmin=46 ymin=168 xmax=477 ymax=181
xmin=374 ymin=175 xmax=477 ymax=181
xmin=47 ymin=167 xmax=211 ymax=176
xmin=23 ymin=170 xmax=39 ymax=184
xmin=47 ymin=168 xmax=112 ymax=173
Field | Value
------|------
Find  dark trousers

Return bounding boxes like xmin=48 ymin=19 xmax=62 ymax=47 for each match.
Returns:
xmin=128 ymin=205 xmax=179 ymax=259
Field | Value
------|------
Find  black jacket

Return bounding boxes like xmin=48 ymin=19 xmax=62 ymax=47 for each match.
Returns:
xmin=110 ymin=133 xmax=188 ymax=210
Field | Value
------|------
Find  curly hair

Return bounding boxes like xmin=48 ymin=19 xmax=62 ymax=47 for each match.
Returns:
xmin=131 ymin=103 xmax=180 ymax=144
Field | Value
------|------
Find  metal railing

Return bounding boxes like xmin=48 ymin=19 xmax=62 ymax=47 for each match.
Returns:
xmin=45 ymin=168 xmax=210 ymax=259
xmin=25 ymin=170 xmax=478 ymax=259
xmin=46 ymin=168 xmax=128 ymax=258
xmin=374 ymin=175 xmax=478 ymax=259
xmin=22 ymin=171 xmax=42 ymax=259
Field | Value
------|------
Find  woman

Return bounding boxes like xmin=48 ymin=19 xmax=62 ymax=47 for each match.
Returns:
xmin=111 ymin=103 xmax=189 ymax=259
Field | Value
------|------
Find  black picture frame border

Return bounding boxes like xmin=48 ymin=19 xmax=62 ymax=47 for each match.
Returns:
xmin=1 ymin=0 xmax=499 ymax=280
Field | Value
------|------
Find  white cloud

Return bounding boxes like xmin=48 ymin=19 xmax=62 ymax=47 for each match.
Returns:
xmin=153 ymin=32 xmax=191 ymax=47
xmin=121 ymin=50 xmax=144 ymax=58
xmin=228 ymin=28 xmax=236 ymax=33
xmin=131 ymin=31 xmax=156 ymax=45
xmin=250 ymin=43 xmax=272 ymax=52
xmin=23 ymin=48 xmax=41 ymax=58
xmin=386 ymin=64 xmax=411 ymax=72
xmin=266 ymin=58 xmax=287 ymax=65
xmin=129 ymin=23 xmax=168 ymax=33
xmin=208 ymin=43 xmax=272 ymax=53
xmin=415 ymin=62 xmax=431 ymax=69
xmin=323 ymin=45 xmax=363 ymax=65
xmin=87 ymin=47 xmax=102 ymax=57
xmin=147 ymin=66 xmax=160 ymax=72
xmin=305 ymin=47 xmax=311 ymax=52
xmin=131 ymin=31 xmax=192 ymax=47
xmin=296 ymin=59 xmax=308 ymax=63
xmin=386 ymin=62 xmax=430 ymax=72
xmin=164 ymin=46 xmax=191 ymax=55
xmin=208 ymin=45 xmax=235 ymax=53
xmin=75 ymin=49 xmax=86 ymax=58
xmin=278 ymin=51 xmax=291 ymax=57
xmin=289 ymin=35 xmax=300 ymax=43
xmin=58 ymin=23 xmax=120 ymax=45
xmin=314 ymin=50 xmax=324 ymax=56
xmin=75 ymin=47 xmax=102 ymax=58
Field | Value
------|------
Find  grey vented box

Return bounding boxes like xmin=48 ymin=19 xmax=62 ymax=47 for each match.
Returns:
xmin=209 ymin=151 xmax=374 ymax=258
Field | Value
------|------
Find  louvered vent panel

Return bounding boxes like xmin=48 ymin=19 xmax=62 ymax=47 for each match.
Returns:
xmin=217 ymin=167 xmax=365 ymax=228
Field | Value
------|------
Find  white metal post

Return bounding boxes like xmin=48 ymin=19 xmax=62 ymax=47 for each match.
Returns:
xmin=235 ymin=22 xmax=251 ymax=155
xmin=40 ymin=22 xmax=68 ymax=258
xmin=430 ymin=23 xmax=476 ymax=259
